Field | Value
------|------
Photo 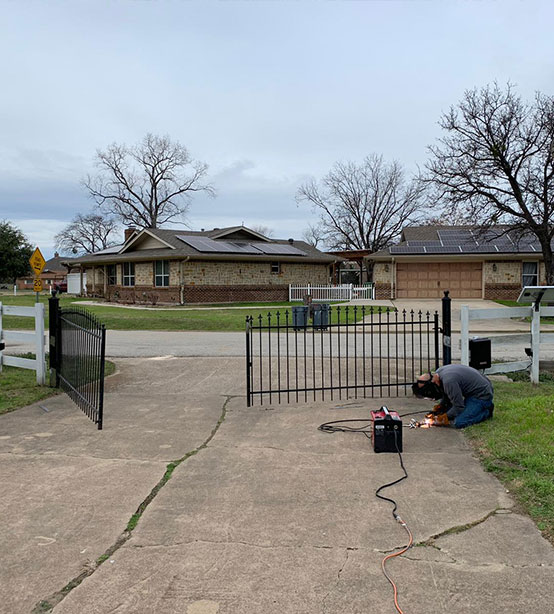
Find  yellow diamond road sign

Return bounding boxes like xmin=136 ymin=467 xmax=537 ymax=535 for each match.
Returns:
xmin=29 ymin=247 xmax=46 ymax=276
xmin=33 ymin=278 xmax=43 ymax=292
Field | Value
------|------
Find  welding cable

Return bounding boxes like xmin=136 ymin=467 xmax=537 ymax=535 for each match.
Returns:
xmin=376 ymin=430 xmax=413 ymax=614
xmin=318 ymin=418 xmax=414 ymax=612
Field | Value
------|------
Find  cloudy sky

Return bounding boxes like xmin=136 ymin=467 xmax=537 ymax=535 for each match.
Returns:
xmin=1 ymin=0 xmax=554 ymax=257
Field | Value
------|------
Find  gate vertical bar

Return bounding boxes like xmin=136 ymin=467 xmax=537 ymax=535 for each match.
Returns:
xmin=434 ymin=311 xmax=440 ymax=370
xmin=246 ymin=316 xmax=252 ymax=407
xmin=48 ymin=295 xmax=59 ymax=387
xmin=442 ymin=290 xmax=452 ymax=365
xmin=97 ymin=325 xmax=106 ymax=430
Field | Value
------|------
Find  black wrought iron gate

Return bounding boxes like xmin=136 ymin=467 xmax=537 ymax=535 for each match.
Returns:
xmin=49 ymin=296 xmax=106 ymax=429
xmin=245 ymin=305 xmax=441 ymax=406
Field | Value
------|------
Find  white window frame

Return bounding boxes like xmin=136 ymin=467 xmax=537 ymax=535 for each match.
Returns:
xmin=123 ymin=262 xmax=135 ymax=287
xmin=154 ymin=260 xmax=170 ymax=287
xmin=271 ymin=262 xmax=281 ymax=274
xmin=522 ymin=261 xmax=538 ymax=287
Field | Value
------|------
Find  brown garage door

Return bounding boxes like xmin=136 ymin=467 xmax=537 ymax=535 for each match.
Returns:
xmin=396 ymin=262 xmax=482 ymax=298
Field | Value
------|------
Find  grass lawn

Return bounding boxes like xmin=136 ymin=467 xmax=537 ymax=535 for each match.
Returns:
xmin=1 ymin=293 xmax=384 ymax=331
xmin=0 ymin=355 xmax=116 ymax=415
xmin=465 ymin=375 xmax=554 ymax=544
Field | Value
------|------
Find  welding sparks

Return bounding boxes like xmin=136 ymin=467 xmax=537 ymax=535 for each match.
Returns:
xmin=409 ymin=416 xmax=436 ymax=429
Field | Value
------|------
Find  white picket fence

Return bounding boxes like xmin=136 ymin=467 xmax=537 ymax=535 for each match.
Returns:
xmin=288 ymin=283 xmax=375 ymax=302
xmin=0 ymin=302 xmax=46 ymax=385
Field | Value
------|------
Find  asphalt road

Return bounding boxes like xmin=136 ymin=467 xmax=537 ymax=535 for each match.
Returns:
xmin=7 ymin=329 xmax=553 ymax=362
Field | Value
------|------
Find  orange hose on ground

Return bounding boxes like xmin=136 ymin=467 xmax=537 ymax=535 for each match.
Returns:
xmin=380 ymin=518 xmax=414 ymax=614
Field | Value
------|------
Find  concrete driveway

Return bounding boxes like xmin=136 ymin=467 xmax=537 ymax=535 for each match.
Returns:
xmin=1 ymin=357 xmax=553 ymax=613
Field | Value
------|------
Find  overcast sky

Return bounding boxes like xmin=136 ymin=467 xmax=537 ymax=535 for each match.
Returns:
xmin=1 ymin=0 xmax=554 ymax=257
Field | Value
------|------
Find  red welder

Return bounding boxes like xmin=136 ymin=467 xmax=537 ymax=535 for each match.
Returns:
xmin=371 ymin=406 xmax=403 ymax=453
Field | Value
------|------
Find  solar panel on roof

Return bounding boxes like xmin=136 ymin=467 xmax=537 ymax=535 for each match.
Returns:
xmin=176 ymin=235 xmax=307 ymax=256
xmin=425 ymin=246 xmax=462 ymax=253
xmin=390 ymin=246 xmax=426 ymax=254
xmin=406 ymin=240 xmax=442 ymax=246
xmin=177 ymin=235 xmax=237 ymax=252
xmin=252 ymin=242 xmax=307 ymax=256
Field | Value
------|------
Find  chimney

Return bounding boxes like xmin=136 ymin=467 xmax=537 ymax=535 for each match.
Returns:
xmin=54 ymin=252 xmax=59 ymax=257
xmin=288 ymin=238 xmax=294 ymax=244
xmin=124 ymin=227 xmax=137 ymax=242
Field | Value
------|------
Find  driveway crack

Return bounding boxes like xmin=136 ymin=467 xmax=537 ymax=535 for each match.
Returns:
xmin=30 ymin=394 xmax=234 ymax=614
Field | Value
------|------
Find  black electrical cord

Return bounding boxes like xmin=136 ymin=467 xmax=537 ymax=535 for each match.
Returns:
xmin=374 ymin=430 xmax=408 ymax=520
xmin=318 ymin=418 xmax=413 ymax=613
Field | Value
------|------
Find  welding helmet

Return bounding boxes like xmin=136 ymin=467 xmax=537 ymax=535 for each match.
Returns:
xmin=412 ymin=374 xmax=442 ymax=400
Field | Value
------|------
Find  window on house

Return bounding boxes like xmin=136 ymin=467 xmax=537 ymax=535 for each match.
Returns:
xmin=271 ymin=262 xmax=281 ymax=274
xmin=522 ymin=262 xmax=538 ymax=287
xmin=107 ymin=264 xmax=117 ymax=285
xmin=123 ymin=262 xmax=135 ymax=286
xmin=154 ymin=260 xmax=170 ymax=287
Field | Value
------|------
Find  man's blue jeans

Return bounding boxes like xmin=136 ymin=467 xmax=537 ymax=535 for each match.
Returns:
xmin=453 ymin=397 xmax=493 ymax=429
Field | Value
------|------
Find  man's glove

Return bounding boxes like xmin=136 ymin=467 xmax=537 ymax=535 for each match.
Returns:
xmin=433 ymin=413 xmax=450 ymax=427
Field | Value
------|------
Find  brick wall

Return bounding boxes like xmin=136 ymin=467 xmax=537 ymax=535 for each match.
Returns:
xmin=374 ymin=283 xmax=392 ymax=299
xmin=183 ymin=285 xmax=288 ymax=303
xmin=484 ymin=284 xmax=523 ymax=300
xmin=103 ymin=284 xmax=288 ymax=304
xmin=105 ymin=286 xmax=181 ymax=304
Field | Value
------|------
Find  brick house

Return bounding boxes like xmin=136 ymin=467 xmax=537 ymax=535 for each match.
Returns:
xmin=65 ymin=226 xmax=340 ymax=304
xmin=16 ymin=252 xmax=68 ymax=291
xmin=368 ymin=226 xmax=547 ymax=300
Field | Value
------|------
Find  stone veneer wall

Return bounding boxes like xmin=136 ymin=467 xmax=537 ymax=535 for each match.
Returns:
xmin=373 ymin=262 xmax=392 ymax=299
xmin=182 ymin=260 xmax=329 ymax=286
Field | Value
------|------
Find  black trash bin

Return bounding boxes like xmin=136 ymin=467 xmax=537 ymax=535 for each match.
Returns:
xmin=312 ymin=303 xmax=330 ymax=330
xmin=292 ymin=305 xmax=309 ymax=330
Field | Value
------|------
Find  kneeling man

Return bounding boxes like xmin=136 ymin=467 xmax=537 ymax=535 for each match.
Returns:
xmin=412 ymin=364 xmax=494 ymax=429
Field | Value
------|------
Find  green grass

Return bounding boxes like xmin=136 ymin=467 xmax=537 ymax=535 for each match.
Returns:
xmin=0 ymin=354 xmax=116 ymax=415
xmin=1 ymin=293 xmax=381 ymax=331
xmin=494 ymin=300 xmax=530 ymax=307
xmin=465 ymin=378 xmax=554 ymax=544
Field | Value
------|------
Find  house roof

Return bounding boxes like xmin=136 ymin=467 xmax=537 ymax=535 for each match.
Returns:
xmin=369 ymin=225 xmax=544 ymax=261
xmin=64 ymin=226 xmax=341 ymax=267
xmin=43 ymin=254 xmax=70 ymax=273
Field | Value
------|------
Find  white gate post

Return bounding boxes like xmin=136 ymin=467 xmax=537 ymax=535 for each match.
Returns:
xmin=531 ymin=305 xmax=540 ymax=384
xmin=35 ymin=302 xmax=46 ymax=385
xmin=288 ymin=284 xmax=292 ymax=302
xmin=460 ymin=305 xmax=469 ymax=365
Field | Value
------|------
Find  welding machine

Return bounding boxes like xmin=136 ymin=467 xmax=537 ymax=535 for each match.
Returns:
xmin=371 ymin=406 xmax=403 ymax=453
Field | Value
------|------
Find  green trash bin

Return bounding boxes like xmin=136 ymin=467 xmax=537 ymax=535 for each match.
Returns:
xmin=313 ymin=303 xmax=330 ymax=330
xmin=292 ymin=305 xmax=309 ymax=330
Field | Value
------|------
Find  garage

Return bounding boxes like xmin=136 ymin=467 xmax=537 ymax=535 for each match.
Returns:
xmin=396 ymin=262 xmax=482 ymax=298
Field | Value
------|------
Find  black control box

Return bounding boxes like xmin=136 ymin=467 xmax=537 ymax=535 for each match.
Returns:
xmin=371 ymin=407 xmax=403 ymax=453
xmin=469 ymin=337 xmax=491 ymax=370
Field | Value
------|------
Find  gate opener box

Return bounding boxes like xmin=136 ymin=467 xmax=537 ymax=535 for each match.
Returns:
xmin=371 ymin=407 xmax=403 ymax=453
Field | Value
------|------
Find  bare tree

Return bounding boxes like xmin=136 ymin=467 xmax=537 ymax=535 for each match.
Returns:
xmin=55 ymin=213 xmax=119 ymax=254
xmin=84 ymin=133 xmax=215 ymax=229
xmin=301 ymin=223 xmax=325 ymax=248
xmin=297 ymin=155 xmax=425 ymax=252
xmin=250 ymin=224 xmax=274 ymax=238
xmin=426 ymin=83 xmax=554 ymax=282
